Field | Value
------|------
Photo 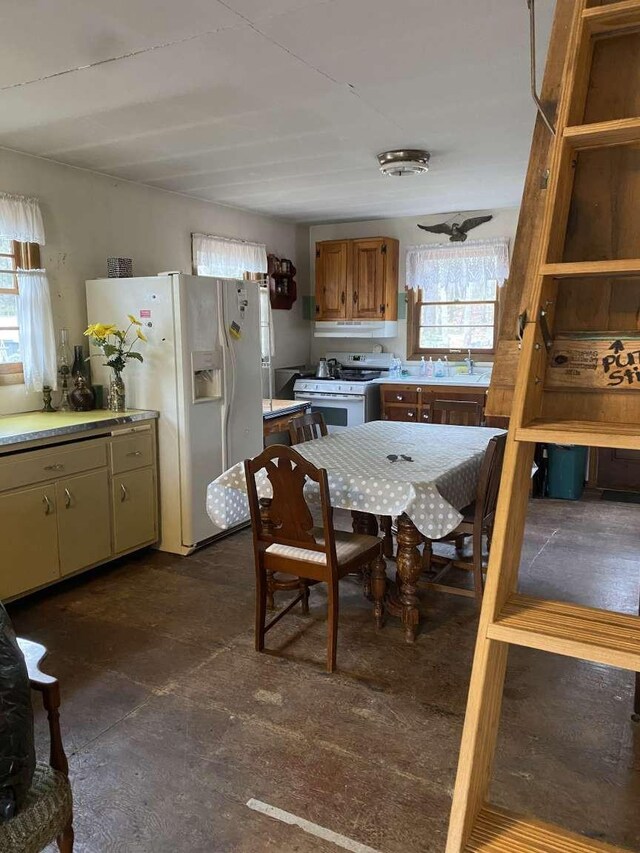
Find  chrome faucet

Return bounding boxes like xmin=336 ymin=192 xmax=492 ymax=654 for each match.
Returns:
xmin=465 ymin=348 xmax=474 ymax=375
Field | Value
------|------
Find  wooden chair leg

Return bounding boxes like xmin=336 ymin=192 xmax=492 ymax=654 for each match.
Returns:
xmin=266 ymin=568 xmax=275 ymax=610
xmin=57 ymin=823 xmax=74 ymax=852
xmin=421 ymin=537 xmax=432 ymax=572
xmin=255 ymin=564 xmax=267 ymax=652
xmin=300 ymin=579 xmax=310 ymax=615
xmin=326 ymin=578 xmax=339 ymax=673
xmin=471 ymin=527 xmax=484 ymax=605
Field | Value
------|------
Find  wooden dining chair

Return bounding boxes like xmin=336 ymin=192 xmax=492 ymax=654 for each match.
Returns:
xmin=431 ymin=399 xmax=483 ymax=427
xmin=0 ymin=639 xmax=73 ymax=852
xmin=288 ymin=411 xmax=328 ymax=444
xmin=245 ymin=445 xmax=385 ymax=672
xmin=422 ymin=432 xmax=507 ymax=603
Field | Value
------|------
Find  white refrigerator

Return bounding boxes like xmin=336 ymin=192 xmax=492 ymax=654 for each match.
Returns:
xmin=86 ymin=273 xmax=263 ymax=555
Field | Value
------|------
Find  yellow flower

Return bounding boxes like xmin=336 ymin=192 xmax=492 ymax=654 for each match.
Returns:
xmin=128 ymin=314 xmax=142 ymax=326
xmin=84 ymin=322 xmax=116 ymax=339
xmin=136 ymin=328 xmax=147 ymax=342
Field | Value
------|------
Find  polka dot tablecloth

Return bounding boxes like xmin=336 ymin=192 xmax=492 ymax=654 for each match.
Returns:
xmin=206 ymin=421 xmax=506 ymax=539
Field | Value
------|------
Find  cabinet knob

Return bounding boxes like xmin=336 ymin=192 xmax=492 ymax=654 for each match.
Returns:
xmin=396 ymin=394 xmax=403 ymax=401
xmin=120 ymin=483 xmax=128 ymax=502
xmin=407 ymin=411 xmax=415 ymax=418
xmin=417 ymin=387 xmax=422 ymax=392
xmin=64 ymin=488 xmax=72 ymax=509
xmin=353 ymin=291 xmax=358 ymax=304
xmin=42 ymin=495 xmax=53 ymax=515
xmin=340 ymin=291 xmax=345 ymax=305
xmin=126 ymin=450 xmax=142 ymax=457
xmin=44 ymin=463 xmax=64 ymax=471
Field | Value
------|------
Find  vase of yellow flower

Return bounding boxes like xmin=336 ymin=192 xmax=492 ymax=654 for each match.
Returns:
xmin=84 ymin=316 xmax=147 ymax=413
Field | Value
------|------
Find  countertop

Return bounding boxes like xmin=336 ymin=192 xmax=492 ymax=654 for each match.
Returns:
xmin=262 ymin=399 xmax=309 ymax=420
xmin=373 ymin=374 xmax=491 ymax=387
xmin=0 ymin=409 xmax=159 ymax=449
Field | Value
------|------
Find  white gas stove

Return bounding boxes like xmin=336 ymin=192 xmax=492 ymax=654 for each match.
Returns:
xmin=294 ymin=352 xmax=392 ymax=431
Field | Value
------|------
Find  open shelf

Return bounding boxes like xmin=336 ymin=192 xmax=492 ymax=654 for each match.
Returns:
xmin=466 ymin=805 xmax=628 ymax=852
xmin=583 ymin=0 xmax=640 ymax=36
xmin=564 ymin=117 xmax=640 ymax=150
xmin=515 ymin=419 xmax=640 ymax=450
xmin=541 ymin=259 xmax=640 ymax=278
xmin=487 ymin=594 xmax=640 ymax=672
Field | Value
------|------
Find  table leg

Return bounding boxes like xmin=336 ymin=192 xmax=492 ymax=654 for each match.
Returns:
xmin=395 ymin=513 xmax=423 ymax=643
xmin=370 ymin=553 xmax=387 ymax=629
xmin=351 ymin=511 xmax=379 ymax=599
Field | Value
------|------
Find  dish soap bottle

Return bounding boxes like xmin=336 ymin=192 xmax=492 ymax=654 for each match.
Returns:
xmin=419 ymin=356 xmax=427 ymax=376
xmin=426 ymin=357 xmax=434 ymax=378
xmin=434 ymin=358 xmax=444 ymax=378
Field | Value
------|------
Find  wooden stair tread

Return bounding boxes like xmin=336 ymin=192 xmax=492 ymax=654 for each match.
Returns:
xmin=488 ymin=594 xmax=640 ymax=671
xmin=466 ymin=806 xmax=628 ymax=852
xmin=564 ymin=117 xmax=640 ymax=149
xmin=515 ymin=419 xmax=640 ymax=451
xmin=583 ymin=0 xmax=640 ymax=34
xmin=540 ymin=259 xmax=640 ymax=278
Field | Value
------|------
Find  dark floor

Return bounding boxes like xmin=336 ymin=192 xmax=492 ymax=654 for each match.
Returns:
xmin=8 ymin=498 xmax=640 ymax=853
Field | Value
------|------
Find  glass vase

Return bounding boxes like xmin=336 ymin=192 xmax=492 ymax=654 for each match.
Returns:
xmin=108 ymin=370 xmax=126 ymax=412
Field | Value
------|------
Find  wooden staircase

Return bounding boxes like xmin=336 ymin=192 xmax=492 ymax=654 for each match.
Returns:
xmin=445 ymin=2 xmax=640 ymax=851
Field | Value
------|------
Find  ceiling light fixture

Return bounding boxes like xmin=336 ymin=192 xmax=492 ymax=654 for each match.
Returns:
xmin=377 ymin=149 xmax=430 ymax=177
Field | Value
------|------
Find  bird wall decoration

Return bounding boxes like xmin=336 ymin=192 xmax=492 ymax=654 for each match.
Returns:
xmin=417 ymin=214 xmax=493 ymax=242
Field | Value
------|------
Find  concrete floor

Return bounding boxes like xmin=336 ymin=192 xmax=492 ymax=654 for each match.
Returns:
xmin=8 ymin=498 xmax=640 ymax=853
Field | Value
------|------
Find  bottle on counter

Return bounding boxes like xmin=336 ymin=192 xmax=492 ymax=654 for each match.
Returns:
xmin=434 ymin=358 xmax=444 ymax=378
xmin=426 ymin=357 xmax=434 ymax=378
xmin=419 ymin=356 xmax=427 ymax=376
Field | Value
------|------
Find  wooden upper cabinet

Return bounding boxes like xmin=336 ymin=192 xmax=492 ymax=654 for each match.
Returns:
xmin=352 ymin=239 xmax=385 ymax=319
xmin=315 ymin=237 xmax=398 ymax=321
xmin=316 ymin=240 xmax=348 ymax=320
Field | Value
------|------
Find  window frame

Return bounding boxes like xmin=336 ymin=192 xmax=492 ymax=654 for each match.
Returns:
xmin=0 ymin=240 xmax=40 ymax=385
xmin=406 ymin=282 xmax=501 ymax=361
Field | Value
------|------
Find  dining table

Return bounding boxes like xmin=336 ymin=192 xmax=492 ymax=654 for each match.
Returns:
xmin=206 ymin=420 xmax=505 ymax=642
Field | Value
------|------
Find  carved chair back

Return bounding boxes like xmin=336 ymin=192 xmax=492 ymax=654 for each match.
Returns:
xmin=244 ymin=444 xmax=337 ymax=566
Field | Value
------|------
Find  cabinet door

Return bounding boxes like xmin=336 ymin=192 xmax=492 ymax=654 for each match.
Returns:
xmin=316 ymin=241 xmax=349 ymax=319
xmin=384 ymin=406 xmax=418 ymax=422
xmin=112 ymin=468 xmax=157 ymax=554
xmin=0 ymin=484 xmax=59 ymax=600
xmin=57 ymin=469 xmax=112 ymax=577
xmin=352 ymin=239 xmax=385 ymax=319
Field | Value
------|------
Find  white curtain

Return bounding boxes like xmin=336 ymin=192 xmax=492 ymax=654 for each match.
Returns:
xmin=192 ymin=233 xmax=267 ymax=279
xmin=259 ymin=284 xmax=275 ymax=361
xmin=16 ymin=270 xmax=57 ymax=392
xmin=406 ymin=238 xmax=510 ymax=298
xmin=0 ymin=193 xmax=45 ymax=245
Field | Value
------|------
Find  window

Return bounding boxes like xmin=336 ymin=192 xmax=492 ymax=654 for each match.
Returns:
xmin=0 ymin=239 xmax=40 ymax=384
xmin=406 ymin=239 xmax=509 ymax=359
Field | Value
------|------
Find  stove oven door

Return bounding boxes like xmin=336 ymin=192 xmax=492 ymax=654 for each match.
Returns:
xmin=293 ymin=391 xmax=365 ymax=432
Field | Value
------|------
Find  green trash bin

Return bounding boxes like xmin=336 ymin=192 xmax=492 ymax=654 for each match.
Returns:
xmin=546 ymin=444 xmax=588 ymax=500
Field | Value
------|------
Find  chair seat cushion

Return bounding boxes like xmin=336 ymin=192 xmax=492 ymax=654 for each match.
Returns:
xmin=266 ymin=528 xmax=379 ymax=566
xmin=0 ymin=763 xmax=72 ymax=853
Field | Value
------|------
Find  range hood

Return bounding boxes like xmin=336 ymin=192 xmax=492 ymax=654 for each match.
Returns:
xmin=314 ymin=320 xmax=398 ymax=338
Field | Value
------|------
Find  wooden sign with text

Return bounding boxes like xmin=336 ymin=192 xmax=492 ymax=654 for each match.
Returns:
xmin=547 ymin=335 xmax=640 ymax=390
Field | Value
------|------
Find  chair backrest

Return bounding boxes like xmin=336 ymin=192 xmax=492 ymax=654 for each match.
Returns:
xmin=474 ymin=433 xmax=507 ymax=530
xmin=244 ymin=444 xmax=337 ymax=561
xmin=288 ymin=411 xmax=328 ymax=444
xmin=432 ymin=399 xmax=483 ymax=427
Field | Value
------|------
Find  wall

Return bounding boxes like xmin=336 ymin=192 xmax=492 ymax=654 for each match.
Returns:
xmin=308 ymin=207 xmax=519 ymax=362
xmin=0 ymin=147 xmax=310 ymax=414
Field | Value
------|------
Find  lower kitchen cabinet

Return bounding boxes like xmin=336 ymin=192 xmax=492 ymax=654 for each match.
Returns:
xmin=57 ymin=469 xmax=112 ymax=577
xmin=0 ymin=415 xmax=158 ymax=601
xmin=380 ymin=383 xmax=487 ymax=424
xmin=112 ymin=467 xmax=157 ymax=554
xmin=0 ymin=483 xmax=60 ymax=600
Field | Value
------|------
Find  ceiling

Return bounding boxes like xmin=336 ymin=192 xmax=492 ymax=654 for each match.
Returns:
xmin=0 ymin=0 xmax=554 ymax=223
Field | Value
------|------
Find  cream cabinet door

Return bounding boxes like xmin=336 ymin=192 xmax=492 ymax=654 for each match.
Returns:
xmin=112 ymin=468 xmax=157 ymax=554
xmin=0 ymin=484 xmax=59 ymax=600
xmin=56 ymin=469 xmax=112 ymax=577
